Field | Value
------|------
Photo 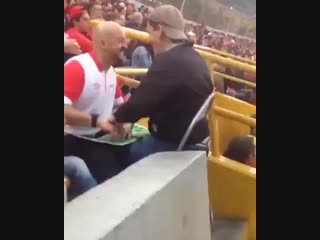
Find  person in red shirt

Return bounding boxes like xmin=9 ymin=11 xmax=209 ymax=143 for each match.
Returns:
xmin=64 ymin=21 xmax=129 ymax=183
xmin=66 ymin=6 xmax=93 ymax=53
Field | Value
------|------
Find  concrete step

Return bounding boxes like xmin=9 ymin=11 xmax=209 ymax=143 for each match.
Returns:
xmin=212 ymin=218 xmax=246 ymax=240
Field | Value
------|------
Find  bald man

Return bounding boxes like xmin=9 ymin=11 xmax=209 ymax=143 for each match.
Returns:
xmin=64 ymin=21 xmax=129 ymax=183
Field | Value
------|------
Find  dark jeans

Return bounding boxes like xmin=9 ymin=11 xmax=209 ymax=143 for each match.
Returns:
xmin=129 ymin=135 xmax=178 ymax=163
xmin=64 ymin=135 xmax=131 ymax=184
xmin=129 ymin=135 xmax=209 ymax=163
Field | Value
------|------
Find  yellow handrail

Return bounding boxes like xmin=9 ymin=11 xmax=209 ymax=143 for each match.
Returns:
xmin=115 ymin=68 xmax=148 ymax=76
xmin=117 ymin=75 xmax=140 ymax=88
xmin=199 ymin=50 xmax=255 ymax=73
xmin=194 ymin=44 xmax=256 ymax=66
xmin=213 ymin=71 xmax=256 ymax=88
xmin=213 ymin=106 xmax=256 ymax=127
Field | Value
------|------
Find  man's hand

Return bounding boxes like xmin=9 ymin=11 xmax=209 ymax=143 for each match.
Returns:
xmin=123 ymin=123 xmax=133 ymax=139
xmin=97 ymin=117 xmax=115 ymax=133
xmin=107 ymin=117 xmax=133 ymax=141
xmin=64 ymin=38 xmax=82 ymax=55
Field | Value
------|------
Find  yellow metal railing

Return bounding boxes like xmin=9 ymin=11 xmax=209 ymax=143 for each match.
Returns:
xmin=117 ymin=75 xmax=140 ymax=88
xmin=211 ymin=92 xmax=256 ymax=155
xmin=208 ymin=154 xmax=256 ymax=240
xmin=213 ymin=71 xmax=256 ymax=88
xmin=194 ymin=44 xmax=256 ymax=65
xmin=207 ymin=108 xmax=256 ymax=240
xmin=214 ymin=106 xmax=256 ymax=127
xmin=115 ymin=68 xmax=147 ymax=76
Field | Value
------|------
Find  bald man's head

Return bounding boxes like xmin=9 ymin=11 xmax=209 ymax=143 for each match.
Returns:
xmin=93 ymin=21 xmax=126 ymax=66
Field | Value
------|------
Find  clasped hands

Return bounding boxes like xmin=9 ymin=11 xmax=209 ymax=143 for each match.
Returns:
xmin=97 ymin=116 xmax=132 ymax=140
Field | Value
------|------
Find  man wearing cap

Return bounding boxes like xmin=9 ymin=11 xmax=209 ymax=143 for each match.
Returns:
xmin=111 ymin=5 xmax=214 ymax=162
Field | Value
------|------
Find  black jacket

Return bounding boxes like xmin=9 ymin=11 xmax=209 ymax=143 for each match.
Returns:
xmin=114 ymin=42 xmax=213 ymax=145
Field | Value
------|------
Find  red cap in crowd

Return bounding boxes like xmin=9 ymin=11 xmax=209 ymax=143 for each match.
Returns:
xmin=64 ymin=5 xmax=72 ymax=13
xmin=66 ymin=6 xmax=84 ymax=20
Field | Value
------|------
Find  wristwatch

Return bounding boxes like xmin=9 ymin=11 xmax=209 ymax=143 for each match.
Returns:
xmin=90 ymin=114 xmax=99 ymax=128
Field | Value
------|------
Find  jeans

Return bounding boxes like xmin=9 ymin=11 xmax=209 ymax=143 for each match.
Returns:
xmin=129 ymin=135 xmax=179 ymax=163
xmin=129 ymin=135 xmax=209 ymax=164
xmin=64 ymin=156 xmax=97 ymax=199
xmin=64 ymin=135 xmax=131 ymax=184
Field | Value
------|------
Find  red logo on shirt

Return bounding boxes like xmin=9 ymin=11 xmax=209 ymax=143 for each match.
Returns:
xmin=93 ymin=83 xmax=100 ymax=90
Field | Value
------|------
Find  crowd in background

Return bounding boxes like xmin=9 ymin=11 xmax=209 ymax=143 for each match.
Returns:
xmin=185 ymin=23 xmax=256 ymax=60
xmin=64 ymin=0 xmax=256 ymax=60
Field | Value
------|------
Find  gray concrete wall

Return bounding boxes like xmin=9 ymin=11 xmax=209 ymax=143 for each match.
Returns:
xmin=64 ymin=151 xmax=211 ymax=240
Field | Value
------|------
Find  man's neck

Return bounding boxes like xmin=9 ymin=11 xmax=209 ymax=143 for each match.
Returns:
xmin=97 ymin=54 xmax=112 ymax=71
xmin=75 ymin=26 xmax=85 ymax=34
xmin=101 ymin=60 xmax=111 ymax=71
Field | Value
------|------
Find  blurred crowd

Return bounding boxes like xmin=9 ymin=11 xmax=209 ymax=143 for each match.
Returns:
xmin=64 ymin=0 xmax=255 ymax=60
xmin=64 ymin=0 xmax=153 ymax=67
xmin=185 ymin=23 xmax=256 ymax=60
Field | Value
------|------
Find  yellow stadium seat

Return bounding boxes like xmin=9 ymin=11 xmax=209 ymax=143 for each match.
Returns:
xmin=214 ymin=92 xmax=256 ymax=153
xmin=208 ymin=155 xmax=256 ymax=240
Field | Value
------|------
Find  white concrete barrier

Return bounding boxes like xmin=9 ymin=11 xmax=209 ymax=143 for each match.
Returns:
xmin=64 ymin=182 xmax=67 ymax=206
xmin=64 ymin=151 xmax=211 ymax=240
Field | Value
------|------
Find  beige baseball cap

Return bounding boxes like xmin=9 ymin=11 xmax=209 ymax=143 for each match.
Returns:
xmin=148 ymin=5 xmax=187 ymax=40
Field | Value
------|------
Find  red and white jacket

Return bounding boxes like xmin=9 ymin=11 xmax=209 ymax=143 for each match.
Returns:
xmin=64 ymin=51 xmax=123 ymax=136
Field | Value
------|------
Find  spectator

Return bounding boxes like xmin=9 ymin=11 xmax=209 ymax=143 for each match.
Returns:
xmin=115 ymin=1 xmax=126 ymax=15
xmin=64 ymin=21 xmax=128 ymax=183
xmin=101 ymin=0 xmax=112 ymax=19
xmin=223 ymin=136 xmax=256 ymax=168
xmin=64 ymin=14 xmax=82 ymax=63
xmin=126 ymin=12 xmax=143 ymax=29
xmin=104 ymin=12 xmax=126 ymax=26
xmin=131 ymin=41 xmax=152 ymax=69
xmin=66 ymin=6 xmax=93 ymax=53
xmin=84 ymin=2 xmax=103 ymax=19
xmin=112 ymin=5 xmax=213 ymax=162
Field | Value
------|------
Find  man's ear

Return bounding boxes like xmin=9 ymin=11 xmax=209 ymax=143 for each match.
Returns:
xmin=100 ymin=39 xmax=109 ymax=50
